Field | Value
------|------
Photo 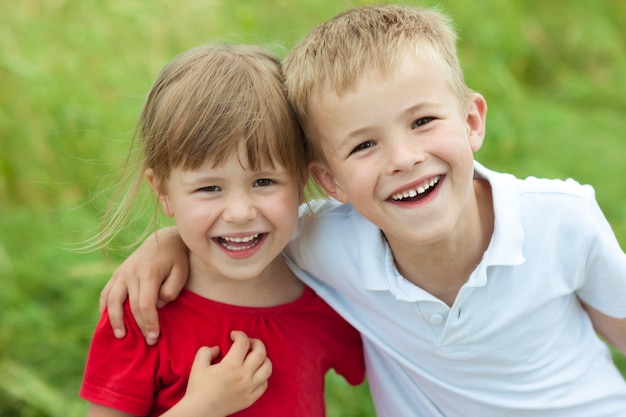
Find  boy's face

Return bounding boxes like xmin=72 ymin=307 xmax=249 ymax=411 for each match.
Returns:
xmin=308 ymin=49 xmax=487 ymax=249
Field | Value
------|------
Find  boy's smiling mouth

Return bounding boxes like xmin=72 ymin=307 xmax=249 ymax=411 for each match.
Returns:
xmin=391 ymin=175 xmax=440 ymax=202
xmin=218 ymin=233 xmax=263 ymax=251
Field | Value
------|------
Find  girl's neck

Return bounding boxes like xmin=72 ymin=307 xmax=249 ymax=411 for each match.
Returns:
xmin=185 ymin=254 xmax=305 ymax=307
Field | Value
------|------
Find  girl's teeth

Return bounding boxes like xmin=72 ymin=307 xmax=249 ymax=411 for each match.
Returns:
xmin=219 ymin=234 xmax=261 ymax=251
xmin=222 ymin=234 xmax=259 ymax=243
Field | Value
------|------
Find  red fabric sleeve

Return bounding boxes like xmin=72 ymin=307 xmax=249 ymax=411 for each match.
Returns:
xmin=79 ymin=304 xmax=159 ymax=415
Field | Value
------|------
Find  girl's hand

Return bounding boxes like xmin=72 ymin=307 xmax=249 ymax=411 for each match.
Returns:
xmin=162 ymin=330 xmax=273 ymax=417
xmin=99 ymin=226 xmax=190 ymax=345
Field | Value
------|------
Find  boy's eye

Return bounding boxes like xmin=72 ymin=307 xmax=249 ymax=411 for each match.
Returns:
xmin=197 ymin=185 xmax=220 ymax=192
xmin=350 ymin=141 xmax=374 ymax=155
xmin=412 ymin=117 xmax=434 ymax=129
xmin=254 ymin=178 xmax=275 ymax=187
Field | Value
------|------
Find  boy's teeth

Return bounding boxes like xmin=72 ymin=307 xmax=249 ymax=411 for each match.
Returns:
xmin=392 ymin=176 xmax=440 ymax=201
xmin=222 ymin=234 xmax=259 ymax=243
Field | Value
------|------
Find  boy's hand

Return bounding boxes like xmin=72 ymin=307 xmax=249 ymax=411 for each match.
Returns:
xmin=99 ymin=226 xmax=189 ymax=345
xmin=163 ymin=331 xmax=272 ymax=417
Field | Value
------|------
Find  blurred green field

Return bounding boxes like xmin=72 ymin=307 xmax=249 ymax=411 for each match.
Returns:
xmin=1 ymin=0 xmax=625 ymax=416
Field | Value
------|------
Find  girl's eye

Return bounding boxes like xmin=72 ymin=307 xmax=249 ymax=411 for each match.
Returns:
xmin=350 ymin=141 xmax=374 ymax=155
xmin=412 ymin=117 xmax=434 ymax=129
xmin=254 ymin=178 xmax=275 ymax=187
xmin=197 ymin=185 xmax=220 ymax=192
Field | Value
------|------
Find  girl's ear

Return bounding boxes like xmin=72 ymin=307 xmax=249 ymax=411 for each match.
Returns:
xmin=145 ymin=168 xmax=174 ymax=217
xmin=308 ymin=161 xmax=349 ymax=203
xmin=466 ymin=93 xmax=488 ymax=152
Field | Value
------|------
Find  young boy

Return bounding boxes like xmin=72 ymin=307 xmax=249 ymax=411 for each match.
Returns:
xmin=102 ymin=5 xmax=626 ymax=416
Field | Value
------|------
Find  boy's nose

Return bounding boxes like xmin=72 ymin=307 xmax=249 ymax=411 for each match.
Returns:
xmin=222 ymin=195 xmax=257 ymax=223
xmin=385 ymin=135 xmax=425 ymax=174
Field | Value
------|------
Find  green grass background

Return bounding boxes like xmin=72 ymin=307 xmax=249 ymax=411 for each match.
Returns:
xmin=1 ymin=0 xmax=624 ymax=416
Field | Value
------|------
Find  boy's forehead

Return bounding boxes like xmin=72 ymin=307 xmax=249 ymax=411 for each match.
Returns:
xmin=307 ymin=50 xmax=457 ymax=150
xmin=311 ymin=45 xmax=439 ymax=98
xmin=311 ymin=48 xmax=435 ymax=108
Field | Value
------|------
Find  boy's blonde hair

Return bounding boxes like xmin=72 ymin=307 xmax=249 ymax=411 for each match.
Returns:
xmin=94 ymin=44 xmax=307 ymax=250
xmin=282 ymin=4 xmax=474 ymax=163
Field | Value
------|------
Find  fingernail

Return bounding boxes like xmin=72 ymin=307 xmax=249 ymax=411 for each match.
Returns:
xmin=114 ymin=329 xmax=124 ymax=338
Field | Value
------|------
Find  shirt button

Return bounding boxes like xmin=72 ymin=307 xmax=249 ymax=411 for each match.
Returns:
xmin=430 ymin=314 xmax=444 ymax=324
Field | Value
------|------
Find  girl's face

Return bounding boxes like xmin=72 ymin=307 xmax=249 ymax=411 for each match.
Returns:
xmin=151 ymin=148 xmax=301 ymax=285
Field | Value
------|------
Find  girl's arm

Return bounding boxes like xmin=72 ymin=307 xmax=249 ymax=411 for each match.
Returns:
xmin=582 ymin=301 xmax=626 ymax=355
xmin=100 ymin=226 xmax=190 ymax=345
xmin=86 ymin=331 xmax=271 ymax=417
xmin=87 ymin=404 xmax=136 ymax=417
xmin=161 ymin=331 xmax=272 ymax=417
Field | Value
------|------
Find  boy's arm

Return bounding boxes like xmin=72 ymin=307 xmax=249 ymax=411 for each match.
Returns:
xmin=582 ymin=301 xmax=626 ymax=355
xmin=100 ymin=226 xmax=190 ymax=345
xmin=161 ymin=331 xmax=272 ymax=417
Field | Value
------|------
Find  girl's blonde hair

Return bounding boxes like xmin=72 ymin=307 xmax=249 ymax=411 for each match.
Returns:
xmin=93 ymin=44 xmax=307 ymax=251
xmin=282 ymin=4 xmax=474 ymax=164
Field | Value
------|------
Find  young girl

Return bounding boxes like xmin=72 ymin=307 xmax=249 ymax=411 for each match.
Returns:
xmin=80 ymin=44 xmax=365 ymax=417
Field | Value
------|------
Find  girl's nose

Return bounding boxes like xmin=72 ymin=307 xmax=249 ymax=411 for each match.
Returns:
xmin=222 ymin=194 xmax=257 ymax=224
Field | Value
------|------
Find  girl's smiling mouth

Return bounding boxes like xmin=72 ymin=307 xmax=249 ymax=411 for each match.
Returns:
xmin=217 ymin=233 xmax=264 ymax=251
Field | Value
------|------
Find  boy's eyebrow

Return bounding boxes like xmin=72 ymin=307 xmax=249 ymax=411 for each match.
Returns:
xmin=402 ymin=101 xmax=441 ymax=117
xmin=343 ymin=125 xmax=377 ymax=142
xmin=341 ymin=101 xmax=438 ymax=142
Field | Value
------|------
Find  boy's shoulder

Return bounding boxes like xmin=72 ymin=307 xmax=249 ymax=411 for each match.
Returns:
xmin=299 ymin=199 xmax=353 ymax=218
xmin=293 ymin=199 xmax=380 ymax=251
xmin=479 ymin=162 xmax=595 ymax=202
xmin=512 ymin=175 xmax=602 ymax=236
xmin=517 ymin=175 xmax=595 ymax=201
xmin=297 ymin=199 xmax=377 ymax=235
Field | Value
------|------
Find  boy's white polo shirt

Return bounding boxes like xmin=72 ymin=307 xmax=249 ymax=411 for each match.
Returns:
xmin=283 ymin=161 xmax=626 ymax=417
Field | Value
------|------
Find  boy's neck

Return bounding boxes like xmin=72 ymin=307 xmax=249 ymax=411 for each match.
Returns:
xmin=390 ymin=178 xmax=494 ymax=306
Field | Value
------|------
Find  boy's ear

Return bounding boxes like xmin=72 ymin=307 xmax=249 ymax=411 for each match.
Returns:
xmin=145 ymin=168 xmax=174 ymax=217
xmin=466 ymin=93 xmax=488 ymax=152
xmin=308 ymin=161 xmax=349 ymax=203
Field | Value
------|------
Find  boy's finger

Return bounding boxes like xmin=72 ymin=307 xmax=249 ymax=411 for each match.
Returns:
xmin=136 ymin=280 xmax=161 ymax=345
xmin=158 ymin=265 xmax=188 ymax=306
xmin=99 ymin=278 xmax=115 ymax=315
xmin=105 ymin=277 xmax=129 ymax=339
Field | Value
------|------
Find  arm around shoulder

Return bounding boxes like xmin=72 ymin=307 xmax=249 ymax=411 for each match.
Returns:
xmin=582 ymin=301 xmax=626 ymax=355
xmin=101 ymin=226 xmax=190 ymax=345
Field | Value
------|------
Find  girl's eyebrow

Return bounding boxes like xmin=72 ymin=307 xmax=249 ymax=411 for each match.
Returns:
xmin=179 ymin=172 xmax=222 ymax=186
